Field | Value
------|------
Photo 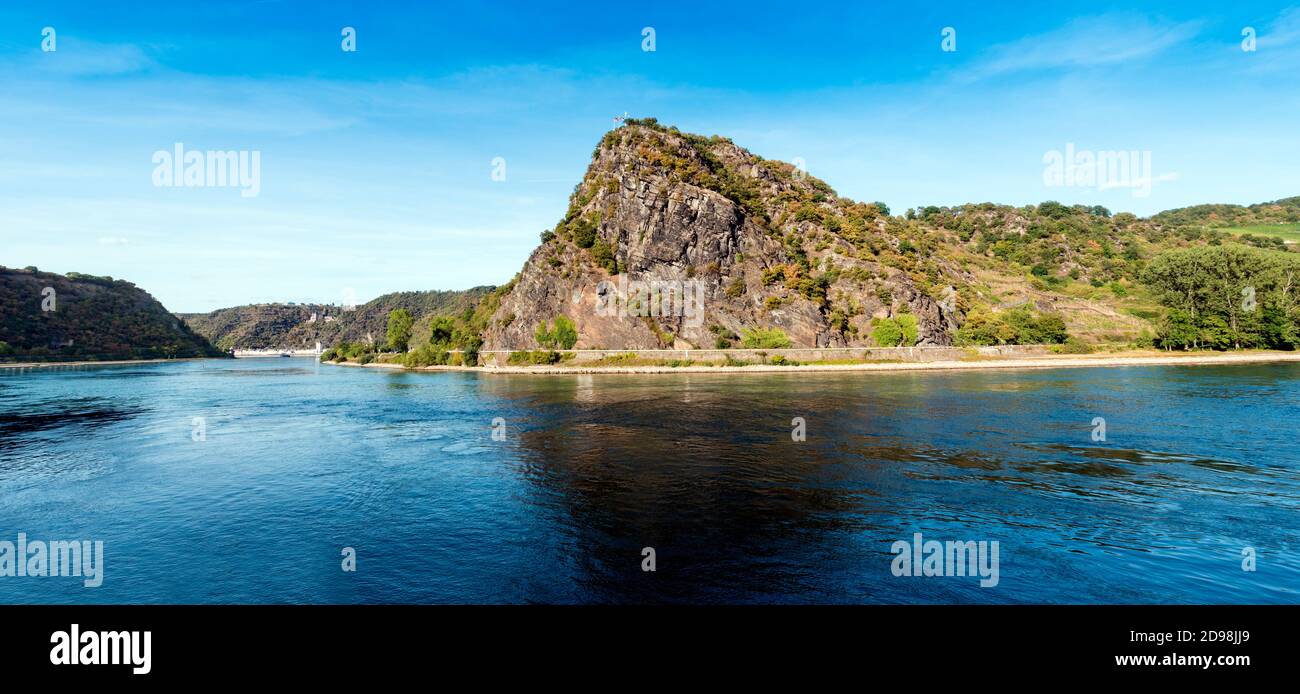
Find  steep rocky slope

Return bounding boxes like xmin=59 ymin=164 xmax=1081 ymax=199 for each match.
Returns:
xmin=0 ymin=266 xmax=224 ymax=360
xmin=485 ymin=121 xmax=961 ymax=350
xmin=484 ymin=120 xmax=1213 ymax=351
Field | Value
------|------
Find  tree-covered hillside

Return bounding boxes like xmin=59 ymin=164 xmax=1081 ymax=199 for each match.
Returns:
xmin=0 ymin=266 xmax=225 ymax=361
xmin=180 ymin=287 xmax=495 ymax=350
xmin=1151 ymin=196 xmax=1300 ymax=231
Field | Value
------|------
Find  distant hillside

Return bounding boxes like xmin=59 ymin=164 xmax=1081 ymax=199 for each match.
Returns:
xmin=0 ymin=266 xmax=225 ymax=361
xmin=180 ymin=287 xmax=495 ymax=350
xmin=1151 ymin=196 xmax=1300 ymax=230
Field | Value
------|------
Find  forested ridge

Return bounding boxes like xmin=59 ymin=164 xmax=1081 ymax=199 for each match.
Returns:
xmin=0 ymin=266 xmax=225 ymax=361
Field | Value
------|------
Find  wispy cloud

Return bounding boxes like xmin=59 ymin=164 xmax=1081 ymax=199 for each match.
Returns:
xmin=1260 ymin=7 xmax=1300 ymax=48
xmin=1231 ymin=7 xmax=1300 ymax=76
xmin=960 ymin=14 xmax=1202 ymax=81
xmin=9 ymin=37 xmax=158 ymax=77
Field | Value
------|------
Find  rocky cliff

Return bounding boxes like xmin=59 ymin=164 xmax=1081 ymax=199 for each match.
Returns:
xmin=484 ymin=120 xmax=965 ymax=350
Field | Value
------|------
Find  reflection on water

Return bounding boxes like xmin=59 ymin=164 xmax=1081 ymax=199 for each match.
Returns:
xmin=0 ymin=359 xmax=1297 ymax=604
xmin=0 ymin=397 xmax=138 ymax=440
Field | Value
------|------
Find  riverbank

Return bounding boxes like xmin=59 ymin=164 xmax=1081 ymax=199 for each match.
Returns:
xmin=327 ymin=350 xmax=1300 ymax=375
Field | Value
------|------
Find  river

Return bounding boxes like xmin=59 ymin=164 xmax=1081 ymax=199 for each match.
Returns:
xmin=1 ymin=358 xmax=1297 ymax=603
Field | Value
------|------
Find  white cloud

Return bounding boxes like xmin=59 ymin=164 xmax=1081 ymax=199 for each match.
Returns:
xmin=961 ymin=14 xmax=1202 ymax=81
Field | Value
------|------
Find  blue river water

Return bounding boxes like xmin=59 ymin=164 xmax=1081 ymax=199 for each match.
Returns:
xmin=0 ymin=358 xmax=1297 ymax=604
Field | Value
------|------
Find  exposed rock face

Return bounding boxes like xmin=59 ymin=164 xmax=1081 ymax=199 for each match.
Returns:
xmin=484 ymin=121 xmax=964 ymax=350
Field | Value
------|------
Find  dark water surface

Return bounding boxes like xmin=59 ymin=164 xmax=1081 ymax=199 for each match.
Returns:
xmin=1 ymin=358 xmax=1297 ymax=604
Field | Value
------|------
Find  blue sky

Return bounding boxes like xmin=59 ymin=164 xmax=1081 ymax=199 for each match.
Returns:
xmin=2 ymin=1 xmax=1299 ymax=311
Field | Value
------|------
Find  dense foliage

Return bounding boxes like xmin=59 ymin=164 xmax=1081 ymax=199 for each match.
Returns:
xmin=1143 ymin=245 xmax=1300 ymax=349
xmin=739 ymin=327 xmax=792 ymax=348
xmin=0 ymin=266 xmax=225 ymax=361
xmin=870 ymin=314 xmax=919 ymax=347
xmin=534 ymin=316 xmax=578 ymax=349
xmin=954 ymin=308 xmax=1069 ymax=346
xmin=507 ymin=350 xmax=564 ymax=365
xmin=1150 ymin=197 xmax=1300 ymax=230
xmin=386 ymin=309 xmax=413 ymax=352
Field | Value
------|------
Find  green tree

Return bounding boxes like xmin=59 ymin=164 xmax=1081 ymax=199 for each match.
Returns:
xmin=1037 ymin=200 xmax=1070 ymax=219
xmin=871 ymin=319 xmax=902 ymax=347
xmin=386 ymin=309 xmax=414 ymax=352
xmin=1155 ymin=309 xmax=1198 ymax=350
xmin=954 ymin=309 xmax=1009 ymax=346
xmin=570 ymin=217 xmax=598 ymax=248
xmin=1033 ymin=313 xmax=1069 ymax=344
xmin=535 ymin=316 xmax=578 ymax=349
xmin=1143 ymin=245 xmax=1300 ymax=349
xmin=955 ymin=307 xmax=1069 ymax=346
xmin=428 ymin=316 xmax=456 ymax=347
xmin=871 ymin=315 xmax=919 ymax=347
xmin=535 ymin=321 xmax=555 ymax=348
xmin=1263 ymin=305 xmax=1300 ymax=348
xmin=896 ymin=314 xmax=919 ymax=345
xmin=591 ymin=239 xmax=617 ymax=274
xmin=458 ymin=335 xmax=484 ymax=365
xmin=739 ymin=326 xmax=792 ymax=348
xmin=552 ymin=316 xmax=578 ymax=349
xmin=1004 ymin=308 xmax=1066 ymax=344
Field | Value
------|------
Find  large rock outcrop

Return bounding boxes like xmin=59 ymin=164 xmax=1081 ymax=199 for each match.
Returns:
xmin=483 ymin=121 xmax=971 ymax=350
